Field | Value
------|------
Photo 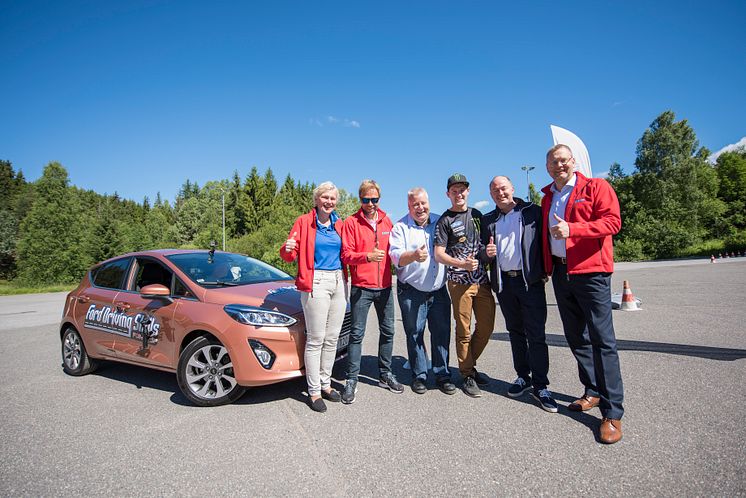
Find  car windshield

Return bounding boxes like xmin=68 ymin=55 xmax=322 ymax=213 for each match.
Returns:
xmin=166 ymin=252 xmax=293 ymax=287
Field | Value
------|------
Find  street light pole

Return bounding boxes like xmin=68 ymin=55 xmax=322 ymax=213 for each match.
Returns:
xmin=521 ymin=165 xmax=535 ymax=201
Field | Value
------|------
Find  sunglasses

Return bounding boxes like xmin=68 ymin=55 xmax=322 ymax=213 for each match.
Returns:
xmin=361 ymin=197 xmax=380 ymax=204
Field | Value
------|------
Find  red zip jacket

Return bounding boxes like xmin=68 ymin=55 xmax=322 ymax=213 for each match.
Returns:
xmin=279 ymin=209 xmax=346 ymax=293
xmin=341 ymin=208 xmax=393 ymax=289
xmin=541 ymin=171 xmax=621 ymax=275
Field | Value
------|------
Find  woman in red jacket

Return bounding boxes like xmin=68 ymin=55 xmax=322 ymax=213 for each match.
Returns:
xmin=280 ymin=181 xmax=347 ymax=413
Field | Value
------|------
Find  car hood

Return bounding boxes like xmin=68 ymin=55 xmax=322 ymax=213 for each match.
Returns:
xmin=200 ymin=280 xmax=302 ymax=316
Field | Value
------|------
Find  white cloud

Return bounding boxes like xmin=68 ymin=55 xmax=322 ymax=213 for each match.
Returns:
xmin=473 ymin=200 xmax=489 ymax=210
xmin=709 ymin=137 xmax=746 ymax=164
xmin=597 ymin=171 xmax=609 ymax=178
xmin=312 ymin=115 xmax=361 ymax=128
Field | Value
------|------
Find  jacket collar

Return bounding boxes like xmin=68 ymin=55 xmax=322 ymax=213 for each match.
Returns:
xmin=542 ymin=171 xmax=589 ymax=195
xmin=355 ymin=207 xmax=388 ymax=224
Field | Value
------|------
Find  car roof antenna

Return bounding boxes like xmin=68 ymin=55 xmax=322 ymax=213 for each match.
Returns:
xmin=208 ymin=240 xmax=217 ymax=263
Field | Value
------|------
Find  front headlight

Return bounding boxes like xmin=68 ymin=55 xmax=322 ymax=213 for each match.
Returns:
xmin=224 ymin=304 xmax=297 ymax=327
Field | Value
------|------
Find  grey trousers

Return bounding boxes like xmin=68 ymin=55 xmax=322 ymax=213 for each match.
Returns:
xmin=300 ymin=270 xmax=347 ymax=396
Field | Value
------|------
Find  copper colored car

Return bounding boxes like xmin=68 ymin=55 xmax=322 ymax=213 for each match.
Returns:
xmin=59 ymin=250 xmax=351 ymax=406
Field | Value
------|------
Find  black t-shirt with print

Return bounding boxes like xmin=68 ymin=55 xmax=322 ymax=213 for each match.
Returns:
xmin=434 ymin=207 xmax=488 ymax=285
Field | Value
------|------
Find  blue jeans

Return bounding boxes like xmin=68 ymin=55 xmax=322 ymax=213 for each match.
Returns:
xmin=396 ymin=282 xmax=452 ymax=382
xmin=552 ymin=264 xmax=624 ymax=419
xmin=347 ymin=286 xmax=396 ymax=381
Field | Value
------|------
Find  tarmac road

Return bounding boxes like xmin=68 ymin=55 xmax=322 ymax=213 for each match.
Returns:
xmin=1 ymin=258 xmax=745 ymax=496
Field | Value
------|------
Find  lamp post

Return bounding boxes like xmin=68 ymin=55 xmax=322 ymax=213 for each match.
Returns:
xmin=216 ymin=186 xmax=226 ymax=251
xmin=521 ymin=165 xmax=535 ymax=201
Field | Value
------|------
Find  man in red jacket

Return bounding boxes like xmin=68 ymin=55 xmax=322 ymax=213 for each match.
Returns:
xmin=542 ymin=144 xmax=625 ymax=444
xmin=340 ymin=179 xmax=403 ymax=404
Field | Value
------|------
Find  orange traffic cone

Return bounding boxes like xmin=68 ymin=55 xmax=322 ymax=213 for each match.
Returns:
xmin=620 ymin=280 xmax=641 ymax=311
xmin=710 ymin=255 xmax=716 ymax=263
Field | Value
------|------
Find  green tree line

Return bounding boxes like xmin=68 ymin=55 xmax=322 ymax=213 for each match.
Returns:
xmin=2 ymin=110 xmax=745 ymax=285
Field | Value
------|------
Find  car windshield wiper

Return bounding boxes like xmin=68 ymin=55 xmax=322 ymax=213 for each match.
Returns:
xmin=199 ymin=280 xmax=240 ymax=287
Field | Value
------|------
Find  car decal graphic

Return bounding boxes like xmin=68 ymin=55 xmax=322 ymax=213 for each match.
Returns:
xmin=267 ymin=285 xmax=297 ymax=295
xmin=84 ymin=304 xmax=160 ymax=343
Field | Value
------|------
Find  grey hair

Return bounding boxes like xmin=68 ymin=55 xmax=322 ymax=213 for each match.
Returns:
xmin=490 ymin=176 xmax=513 ymax=188
xmin=407 ymin=187 xmax=428 ymax=199
xmin=313 ymin=181 xmax=338 ymax=202
xmin=546 ymin=144 xmax=572 ymax=161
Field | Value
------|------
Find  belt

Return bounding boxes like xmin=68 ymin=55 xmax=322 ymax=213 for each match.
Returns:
xmin=552 ymin=256 xmax=567 ymax=265
xmin=501 ymin=269 xmax=522 ymax=278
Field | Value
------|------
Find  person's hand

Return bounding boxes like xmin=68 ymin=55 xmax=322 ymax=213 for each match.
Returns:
xmin=285 ymin=232 xmax=298 ymax=252
xmin=414 ymin=244 xmax=428 ymax=263
xmin=461 ymin=253 xmax=478 ymax=272
xmin=550 ymin=214 xmax=570 ymax=239
xmin=486 ymin=236 xmax=497 ymax=258
xmin=367 ymin=247 xmax=386 ymax=262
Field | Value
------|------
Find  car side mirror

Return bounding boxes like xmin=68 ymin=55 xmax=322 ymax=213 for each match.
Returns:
xmin=140 ymin=284 xmax=173 ymax=303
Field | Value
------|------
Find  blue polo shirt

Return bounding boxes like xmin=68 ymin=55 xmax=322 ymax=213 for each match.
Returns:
xmin=314 ymin=211 xmax=343 ymax=270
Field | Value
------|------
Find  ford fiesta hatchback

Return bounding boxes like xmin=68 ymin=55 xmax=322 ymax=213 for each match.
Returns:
xmin=59 ymin=249 xmax=351 ymax=406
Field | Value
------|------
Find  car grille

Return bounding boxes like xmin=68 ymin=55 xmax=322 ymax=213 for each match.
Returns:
xmin=339 ymin=311 xmax=352 ymax=337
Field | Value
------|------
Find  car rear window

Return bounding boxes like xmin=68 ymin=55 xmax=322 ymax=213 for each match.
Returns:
xmin=91 ymin=258 xmax=131 ymax=289
xmin=167 ymin=252 xmax=293 ymax=287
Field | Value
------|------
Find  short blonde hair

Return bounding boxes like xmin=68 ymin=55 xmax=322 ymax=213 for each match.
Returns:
xmin=313 ymin=181 xmax=338 ymax=202
xmin=358 ymin=179 xmax=381 ymax=198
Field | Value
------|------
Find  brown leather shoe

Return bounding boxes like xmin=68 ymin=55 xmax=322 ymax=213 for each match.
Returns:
xmin=599 ymin=418 xmax=622 ymax=444
xmin=568 ymin=394 xmax=600 ymax=412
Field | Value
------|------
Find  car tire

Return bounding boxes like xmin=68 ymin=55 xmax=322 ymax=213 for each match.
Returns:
xmin=61 ymin=327 xmax=98 ymax=376
xmin=177 ymin=336 xmax=246 ymax=407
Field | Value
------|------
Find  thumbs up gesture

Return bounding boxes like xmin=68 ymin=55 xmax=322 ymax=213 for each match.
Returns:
xmin=462 ymin=253 xmax=478 ymax=272
xmin=414 ymin=244 xmax=428 ymax=263
xmin=285 ymin=232 xmax=298 ymax=252
xmin=486 ymin=236 xmax=497 ymax=258
xmin=550 ymin=213 xmax=570 ymax=239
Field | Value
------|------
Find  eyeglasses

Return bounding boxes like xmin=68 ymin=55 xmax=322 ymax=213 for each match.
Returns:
xmin=551 ymin=157 xmax=574 ymax=167
xmin=361 ymin=197 xmax=380 ymax=204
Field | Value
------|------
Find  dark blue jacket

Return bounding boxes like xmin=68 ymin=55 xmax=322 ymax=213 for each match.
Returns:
xmin=480 ymin=199 xmax=545 ymax=293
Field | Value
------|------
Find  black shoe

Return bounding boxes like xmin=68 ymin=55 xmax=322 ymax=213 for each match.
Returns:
xmin=341 ymin=379 xmax=358 ymax=404
xmin=473 ymin=369 xmax=489 ymax=386
xmin=462 ymin=376 xmax=482 ymax=398
xmin=531 ymin=388 xmax=558 ymax=413
xmin=379 ymin=372 xmax=404 ymax=394
xmin=436 ymin=378 xmax=457 ymax=395
xmin=308 ymin=396 xmax=327 ymax=412
xmin=321 ymin=389 xmax=341 ymax=402
xmin=507 ymin=377 xmax=531 ymax=398
xmin=411 ymin=378 xmax=427 ymax=394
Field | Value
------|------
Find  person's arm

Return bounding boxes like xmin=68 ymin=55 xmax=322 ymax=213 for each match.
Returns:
xmin=551 ymin=180 xmax=621 ymax=240
xmin=279 ymin=217 xmax=303 ymax=262
xmin=434 ymin=245 xmax=476 ymax=271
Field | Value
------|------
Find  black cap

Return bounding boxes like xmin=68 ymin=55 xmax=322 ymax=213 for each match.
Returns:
xmin=447 ymin=173 xmax=469 ymax=189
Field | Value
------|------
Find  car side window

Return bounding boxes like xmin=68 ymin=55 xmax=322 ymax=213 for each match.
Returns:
xmin=134 ymin=259 xmax=174 ymax=291
xmin=173 ymin=277 xmax=195 ymax=298
xmin=91 ymin=258 xmax=131 ymax=289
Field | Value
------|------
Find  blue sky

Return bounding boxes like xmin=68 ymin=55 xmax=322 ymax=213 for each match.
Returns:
xmin=2 ymin=0 xmax=745 ymax=217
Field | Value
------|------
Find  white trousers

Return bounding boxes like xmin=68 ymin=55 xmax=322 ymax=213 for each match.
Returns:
xmin=300 ymin=270 xmax=347 ymax=396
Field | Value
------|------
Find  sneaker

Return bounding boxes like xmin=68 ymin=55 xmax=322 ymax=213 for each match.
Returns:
xmin=341 ymin=379 xmax=358 ymax=404
xmin=379 ymin=372 xmax=404 ymax=394
xmin=411 ymin=378 xmax=427 ymax=395
xmin=436 ymin=378 xmax=457 ymax=395
xmin=507 ymin=377 xmax=531 ymax=398
xmin=532 ymin=388 xmax=558 ymax=413
xmin=321 ymin=389 xmax=341 ymax=403
xmin=462 ymin=376 xmax=482 ymax=398
xmin=473 ymin=369 xmax=490 ymax=386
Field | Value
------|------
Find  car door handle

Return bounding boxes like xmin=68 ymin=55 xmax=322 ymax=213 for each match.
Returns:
xmin=115 ymin=302 xmax=131 ymax=311
xmin=77 ymin=295 xmax=90 ymax=303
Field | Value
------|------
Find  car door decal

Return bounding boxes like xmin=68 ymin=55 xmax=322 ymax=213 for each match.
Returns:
xmin=84 ymin=303 xmax=161 ymax=344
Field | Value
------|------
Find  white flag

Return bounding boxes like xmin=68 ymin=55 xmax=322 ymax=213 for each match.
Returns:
xmin=550 ymin=125 xmax=593 ymax=178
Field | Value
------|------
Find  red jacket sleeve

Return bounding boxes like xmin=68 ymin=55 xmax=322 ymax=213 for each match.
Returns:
xmin=568 ymin=179 xmax=622 ymax=239
xmin=341 ymin=217 xmax=369 ymax=265
xmin=279 ymin=217 xmax=303 ymax=262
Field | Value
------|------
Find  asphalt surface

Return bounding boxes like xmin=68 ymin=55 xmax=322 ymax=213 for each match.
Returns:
xmin=1 ymin=258 xmax=745 ymax=496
